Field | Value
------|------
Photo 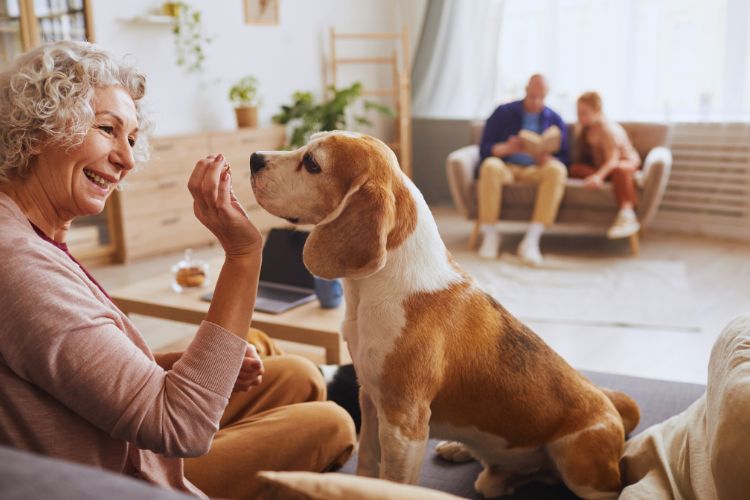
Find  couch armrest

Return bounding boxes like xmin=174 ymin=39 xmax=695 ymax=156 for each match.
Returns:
xmin=446 ymin=145 xmax=479 ymax=218
xmin=636 ymin=146 xmax=672 ymax=228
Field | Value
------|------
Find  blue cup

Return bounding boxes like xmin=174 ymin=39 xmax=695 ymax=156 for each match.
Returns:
xmin=314 ymin=277 xmax=343 ymax=309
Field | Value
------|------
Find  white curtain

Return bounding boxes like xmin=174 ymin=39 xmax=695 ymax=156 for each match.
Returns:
xmin=494 ymin=0 xmax=750 ymax=122
xmin=411 ymin=0 xmax=504 ymax=119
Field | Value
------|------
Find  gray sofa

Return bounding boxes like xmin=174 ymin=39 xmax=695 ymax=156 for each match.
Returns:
xmin=340 ymin=370 xmax=706 ymax=499
xmin=0 ymin=370 xmax=705 ymax=499
xmin=446 ymin=122 xmax=673 ymax=254
xmin=0 ymin=446 xmax=192 ymax=500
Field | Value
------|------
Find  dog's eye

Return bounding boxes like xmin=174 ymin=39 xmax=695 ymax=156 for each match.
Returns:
xmin=303 ymin=153 xmax=322 ymax=174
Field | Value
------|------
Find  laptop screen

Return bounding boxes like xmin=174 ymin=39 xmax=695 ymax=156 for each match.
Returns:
xmin=259 ymin=228 xmax=315 ymax=289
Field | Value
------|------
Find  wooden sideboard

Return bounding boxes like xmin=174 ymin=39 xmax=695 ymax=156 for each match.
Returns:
xmin=111 ymin=126 xmax=286 ymax=262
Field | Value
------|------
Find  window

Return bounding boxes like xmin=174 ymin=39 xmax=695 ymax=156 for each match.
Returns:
xmin=495 ymin=0 xmax=750 ymax=121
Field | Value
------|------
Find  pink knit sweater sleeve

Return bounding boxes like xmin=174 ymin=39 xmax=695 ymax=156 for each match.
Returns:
xmin=0 ymin=242 xmax=248 ymax=458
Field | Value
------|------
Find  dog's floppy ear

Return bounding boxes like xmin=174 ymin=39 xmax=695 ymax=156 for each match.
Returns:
xmin=304 ymin=181 xmax=393 ymax=279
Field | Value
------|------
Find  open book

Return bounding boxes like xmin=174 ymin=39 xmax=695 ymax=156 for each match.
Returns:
xmin=518 ymin=125 xmax=561 ymax=156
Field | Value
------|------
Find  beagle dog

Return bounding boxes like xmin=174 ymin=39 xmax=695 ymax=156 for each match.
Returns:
xmin=250 ymin=131 xmax=640 ymax=498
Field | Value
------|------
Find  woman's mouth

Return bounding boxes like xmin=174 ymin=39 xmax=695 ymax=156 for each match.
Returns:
xmin=83 ymin=168 xmax=115 ymax=190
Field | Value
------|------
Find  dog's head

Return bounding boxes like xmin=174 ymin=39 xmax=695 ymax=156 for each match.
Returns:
xmin=250 ymin=131 xmax=416 ymax=280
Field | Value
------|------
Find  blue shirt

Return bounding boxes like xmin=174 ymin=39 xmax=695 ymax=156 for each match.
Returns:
xmin=476 ymin=100 xmax=569 ymax=178
xmin=504 ymin=112 xmax=541 ymax=166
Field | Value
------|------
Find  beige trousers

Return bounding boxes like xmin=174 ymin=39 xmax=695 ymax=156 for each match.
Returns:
xmin=620 ymin=315 xmax=750 ymax=499
xmin=477 ymin=156 xmax=567 ymax=226
xmin=184 ymin=331 xmax=356 ymax=500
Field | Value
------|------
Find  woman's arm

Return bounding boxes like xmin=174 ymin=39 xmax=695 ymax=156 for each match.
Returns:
xmin=154 ymin=351 xmax=182 ymax=370
xmin=0 ymin=251 xmax=247 ymax=458
xmin=0 ymin=154 xmax=266 ymax=459
xmin=593 ymin=127 xmax=619 ymax=177
xmin=187 ymin=154 xmax=263 ymax=337
xmin=583 ymin=123 xmax=619 ymax=188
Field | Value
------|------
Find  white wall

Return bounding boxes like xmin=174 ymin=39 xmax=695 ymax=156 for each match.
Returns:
xmin=90 ymin=0 xmax=421 ymax=137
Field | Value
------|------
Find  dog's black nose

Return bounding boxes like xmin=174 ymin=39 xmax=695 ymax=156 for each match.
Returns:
xmin=250 ymin=152 xmax=267 ymax=174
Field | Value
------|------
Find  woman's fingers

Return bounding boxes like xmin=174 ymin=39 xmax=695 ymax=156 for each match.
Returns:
xmin=188 ymin=156 xmax=215 ymax=212
xmin=234 ymin=376 xmax=262 ymax=392
xmin=240 ymin=356 xmax=263 ymax=373
xmin=200 ymin=154 xmax=226 ymax=212
xmin=235 ymin=350 xmax=263 ymax=391
xmin=217 ymin=164 xmax=236 ymax=216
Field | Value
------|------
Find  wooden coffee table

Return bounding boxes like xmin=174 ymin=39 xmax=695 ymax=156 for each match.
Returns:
xmin=110 ymin=269 xmax=347 ymax=364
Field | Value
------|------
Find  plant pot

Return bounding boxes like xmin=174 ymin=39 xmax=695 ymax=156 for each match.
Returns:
xmin=234 ymin=106 xmax=258 ymax=128
xmin=161 ymin=1 xmax=182 ymax=17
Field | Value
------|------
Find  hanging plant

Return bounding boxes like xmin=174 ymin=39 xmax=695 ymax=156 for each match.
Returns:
xmin=167 ymin=1 xmax=212 ymax=73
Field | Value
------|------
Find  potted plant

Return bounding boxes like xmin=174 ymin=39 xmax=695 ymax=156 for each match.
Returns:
xmin=161 ymin=1 xmax=182 ymax=17
xmin=229 ymin=75 xmax=261 ymax=128
xmin=166 ymin=1 xmax=211 ymax=73
xmin=272 ymin=82 xmax=393 ymax=148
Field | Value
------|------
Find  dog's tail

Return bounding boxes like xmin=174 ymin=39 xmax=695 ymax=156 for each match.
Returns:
xmin=601 ymin=388 xmax=640 ymax=435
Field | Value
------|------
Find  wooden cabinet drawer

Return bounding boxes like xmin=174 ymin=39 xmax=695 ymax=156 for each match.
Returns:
xmin=119 ymin=172 xmax=193 ymax=218
xmin=121 ymin=208 xmax=214 ymax=260
xmin=113 ymin=127 xmax=286 ymax=262
xmin=229 ymin=165 xmax=258 ymax=208
xmin=138 ymin=135 xmax=210 ymax=180
xmin=208 ymin=126 xmax=285 ymax=154
xmin=208 ymin=126 xmax=285 ymax=175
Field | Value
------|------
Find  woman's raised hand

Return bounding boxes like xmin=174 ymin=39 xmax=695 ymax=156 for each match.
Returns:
xmin=188 ymin=154 xmax=262 ymax=257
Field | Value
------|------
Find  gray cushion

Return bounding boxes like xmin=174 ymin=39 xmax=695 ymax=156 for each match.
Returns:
xmin=339 ymin=370 xmax=706 ymax=499
xmin=0 ymin=446 xmax=192 ymax=500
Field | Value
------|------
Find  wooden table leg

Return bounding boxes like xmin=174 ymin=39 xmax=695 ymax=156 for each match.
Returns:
xmin=325 ymin=339 xmax=341 ymax=365
xmin=468 ymin=220 xmax=480 ymax=250
xmin=629 ymin=232 xmax=640 ymax=256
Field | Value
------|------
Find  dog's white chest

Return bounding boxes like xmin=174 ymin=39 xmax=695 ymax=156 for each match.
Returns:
xmin=344 ymin=294 xmax=407 ymax=392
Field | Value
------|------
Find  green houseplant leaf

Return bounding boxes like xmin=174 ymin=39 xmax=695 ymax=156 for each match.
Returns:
xmin=272 ymin=82 xmax=394 ymax=148
xmin=229 ymin=76 xmax=260 ymax=107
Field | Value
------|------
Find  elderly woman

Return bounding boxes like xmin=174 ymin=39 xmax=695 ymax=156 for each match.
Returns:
xmin=0 ymin=41 xmax=355 ymax=499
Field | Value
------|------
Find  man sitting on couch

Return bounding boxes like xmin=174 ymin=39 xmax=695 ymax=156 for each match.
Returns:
xmin=476 ymin=74 xmax=568 ymax=265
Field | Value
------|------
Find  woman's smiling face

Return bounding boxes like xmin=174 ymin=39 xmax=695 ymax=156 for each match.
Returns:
xmin=32 ymin=85 xmax=139 ymax=219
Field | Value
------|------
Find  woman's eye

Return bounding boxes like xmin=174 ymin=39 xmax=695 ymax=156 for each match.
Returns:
xmin=303 ymin=153 xmax=321 ymax=174
xmin=97 ymin=125 xmax=114 ymax=135
xmin=128 ymin=137 xmax=136 ymax=147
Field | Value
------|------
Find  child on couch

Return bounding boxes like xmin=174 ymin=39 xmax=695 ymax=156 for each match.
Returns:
xmin=571 ymin=91 xmax=642 ymax=239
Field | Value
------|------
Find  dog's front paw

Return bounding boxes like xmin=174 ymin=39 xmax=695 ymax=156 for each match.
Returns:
xmin=436 ymin=441 xmax=474 ymax=463
xmin=475 ymin=467 xmax=514 ymax=498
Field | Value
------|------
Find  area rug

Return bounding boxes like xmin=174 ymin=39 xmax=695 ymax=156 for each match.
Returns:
xmin=458 ymin=254 xmax=701 ymax=332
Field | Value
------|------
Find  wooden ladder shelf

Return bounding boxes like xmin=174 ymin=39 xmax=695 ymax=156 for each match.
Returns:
xmin=329 ymin=27 xmax=413 ymax=178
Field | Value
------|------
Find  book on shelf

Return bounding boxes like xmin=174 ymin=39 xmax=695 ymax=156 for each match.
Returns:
xmin=518 ymin=125 xmax=561 ymax=156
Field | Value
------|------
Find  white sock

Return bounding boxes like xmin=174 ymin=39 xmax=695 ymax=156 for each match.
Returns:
xmin=523 ymin=222 xmax=544 ymax=246
xmin=478 ymin=224 xmax=502 ymax=259
xmin=619 ymin=207 xmax=636 ymax=219
xmin=481 ymin=223 xmax=502 ymax=235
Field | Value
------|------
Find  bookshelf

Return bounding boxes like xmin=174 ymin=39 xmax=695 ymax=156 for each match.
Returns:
xmin=0 ymin=1 xmax=94 ymax=69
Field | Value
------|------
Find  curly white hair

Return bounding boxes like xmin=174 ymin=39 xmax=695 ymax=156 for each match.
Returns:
xmin=0 ymin=40 xmax=150 ymax=183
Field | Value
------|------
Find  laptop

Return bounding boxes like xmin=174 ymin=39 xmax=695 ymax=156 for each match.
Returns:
xmin=201 ymin=228 xmax=317 ymax=314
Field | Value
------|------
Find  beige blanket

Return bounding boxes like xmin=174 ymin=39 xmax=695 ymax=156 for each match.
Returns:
xmin=621 ymin=315 xmax=750 ymax=499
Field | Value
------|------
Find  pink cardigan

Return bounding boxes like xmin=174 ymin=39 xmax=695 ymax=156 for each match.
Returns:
xmin=0 ymin=193 xmax=248 ymax=498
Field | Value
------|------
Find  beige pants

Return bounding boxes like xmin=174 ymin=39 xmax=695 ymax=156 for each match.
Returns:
xmin=620 ymin=315 xmax=750 ymax=499
xmin=184 ymin=331 xmax=356 ymax=500
xmin=477 ymin=156 xmax=567 ymax=226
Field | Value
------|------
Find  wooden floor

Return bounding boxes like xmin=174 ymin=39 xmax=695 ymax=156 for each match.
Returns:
xmin=91 ymin=205 xmax=750 ymax=385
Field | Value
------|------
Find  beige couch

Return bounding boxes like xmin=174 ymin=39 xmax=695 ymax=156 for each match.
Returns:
xmin=446 ymin=122 xmax=673 ymax=254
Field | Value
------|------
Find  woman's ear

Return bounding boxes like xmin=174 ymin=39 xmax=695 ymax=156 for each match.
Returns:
xmin=303 ymin=182 xmax=394 ymax=279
